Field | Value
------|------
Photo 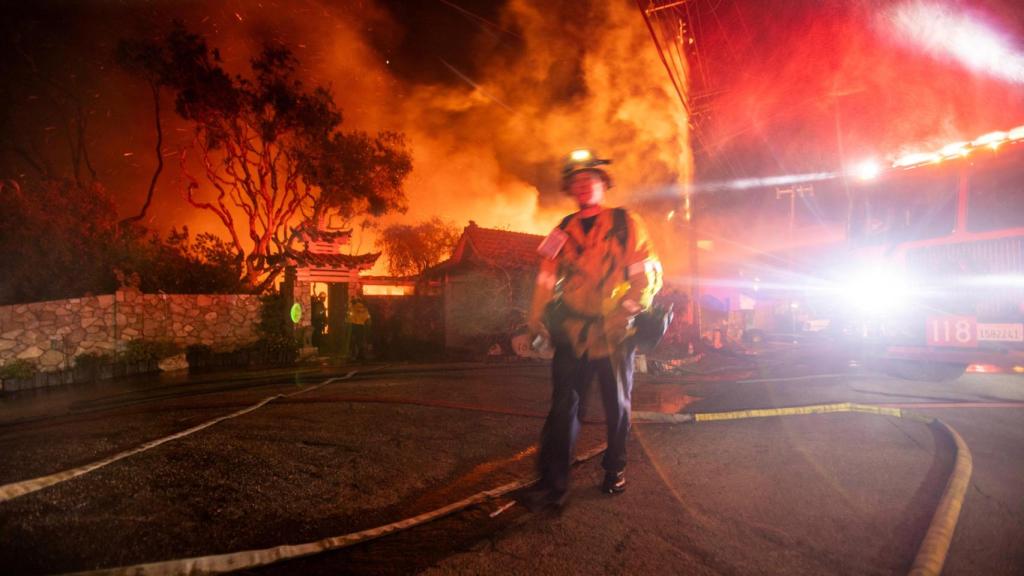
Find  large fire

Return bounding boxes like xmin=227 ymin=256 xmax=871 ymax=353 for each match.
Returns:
xmin=93 ymin=0 xmax=693 ymax=276
xmin=15 ymin=0 xmax=1023 ymax=280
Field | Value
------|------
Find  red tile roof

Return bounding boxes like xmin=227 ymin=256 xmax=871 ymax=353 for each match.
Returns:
xmin=452 ymin=222 xmax=543 ymax=269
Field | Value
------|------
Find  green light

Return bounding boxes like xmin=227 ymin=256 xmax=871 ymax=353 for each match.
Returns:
xmin=290 ymin=302 xmax=302 ymax=324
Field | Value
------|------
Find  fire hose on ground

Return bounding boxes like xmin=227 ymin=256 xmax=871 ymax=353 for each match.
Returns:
xmin=0 ymin=371 xmax=973 ymax=576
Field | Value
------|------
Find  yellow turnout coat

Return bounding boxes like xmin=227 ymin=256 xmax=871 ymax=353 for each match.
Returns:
xmin=529 ymin=207 xmax=662 ymax=359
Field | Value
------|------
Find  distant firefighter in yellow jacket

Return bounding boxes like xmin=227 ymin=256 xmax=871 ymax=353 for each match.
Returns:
xmin=519 ymin=149 xmax=662 ymax=511
xmin=346 ymin=298 xmax=372 ymax=361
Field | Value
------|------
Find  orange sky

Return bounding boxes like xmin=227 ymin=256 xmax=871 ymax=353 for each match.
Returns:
xmin=7 ymin=0 xmax=1022 ymax=279
xmin=82 ymin=0 xmax=693 ymax=276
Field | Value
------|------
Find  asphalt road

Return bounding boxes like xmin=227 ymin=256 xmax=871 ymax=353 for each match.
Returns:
xmin=0 ymin=354 xmax=1021 ymax=575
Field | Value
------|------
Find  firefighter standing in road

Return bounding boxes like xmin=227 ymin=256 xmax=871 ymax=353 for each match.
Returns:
xmin=520 ymin=149 xmax=663 ymax=510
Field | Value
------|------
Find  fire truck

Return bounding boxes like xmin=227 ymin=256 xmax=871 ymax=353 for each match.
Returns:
xmin=818 ymin=126 xmax=1024 ymax=380
xmin=636 ymin=2 xmax=1023 ymax=378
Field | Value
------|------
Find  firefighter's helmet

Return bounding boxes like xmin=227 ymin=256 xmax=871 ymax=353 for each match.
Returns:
xmin=561 ymin=148 xmax=613 ymax=191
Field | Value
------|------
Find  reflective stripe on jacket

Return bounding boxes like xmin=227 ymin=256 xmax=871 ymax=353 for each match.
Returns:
xmin=529 ymin=207 xmax=662 ymax=358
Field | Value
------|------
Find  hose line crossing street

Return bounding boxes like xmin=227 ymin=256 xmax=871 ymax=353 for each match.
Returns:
xmin=0 ymin=364 xmax=1015 ymax=569
xmin=0 ymin=372 xmax=358 ymax=504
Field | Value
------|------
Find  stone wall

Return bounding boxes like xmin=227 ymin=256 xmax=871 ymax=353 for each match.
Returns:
xmin=443 ymin=268 xmax=533 ymax=352
xmin=0 ymin=289 xmax=262 ymax=372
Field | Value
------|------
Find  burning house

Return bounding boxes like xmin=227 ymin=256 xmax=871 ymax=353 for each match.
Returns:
xmin=422 ymin=222 xmax=544 ymax=353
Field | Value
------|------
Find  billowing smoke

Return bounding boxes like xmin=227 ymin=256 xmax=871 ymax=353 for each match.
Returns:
xmin=385 ymin=0 xmax=692 ymax=276
xmin=108 ymin=0 xmax=692 ymax=273
xmin=318 ymin=0 xmax=692 ymax=242
xmin=15 ymin=0 xmax=1022 ymax=279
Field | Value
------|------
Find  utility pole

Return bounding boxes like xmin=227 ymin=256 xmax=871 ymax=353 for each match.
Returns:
xmin=774 ymin=184 xmax=814 ymax=335
xmin=774 ymin=184 xmax=814 ymax=234
xmin=683 ymin=189 xmax=700 ymax=336
xmin=636 ymin=0 xmax=702 ymax=338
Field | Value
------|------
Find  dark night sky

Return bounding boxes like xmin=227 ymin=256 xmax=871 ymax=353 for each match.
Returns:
xmin=2 ymin=0 xmax=1023 ymax=265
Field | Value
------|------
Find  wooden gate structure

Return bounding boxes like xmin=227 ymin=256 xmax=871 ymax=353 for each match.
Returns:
xmin=278 ymin=221 xmax=380 ymax=355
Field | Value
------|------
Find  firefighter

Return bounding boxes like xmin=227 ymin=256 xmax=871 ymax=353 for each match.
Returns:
xmin=519 ymin=149 xmax=663 ymax=511
xmin=346 ymin=298 xmax=372 ymax=361
xmin=311 ymin=292 xmax=327 ymax=350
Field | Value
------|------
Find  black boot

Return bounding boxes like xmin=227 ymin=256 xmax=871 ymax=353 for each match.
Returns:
xmin=601 ymin=471 xmax=626 ymax=494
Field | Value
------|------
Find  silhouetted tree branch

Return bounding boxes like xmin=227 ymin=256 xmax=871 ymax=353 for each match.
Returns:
xmin=120 ymin=23 xmax=412 ymax=290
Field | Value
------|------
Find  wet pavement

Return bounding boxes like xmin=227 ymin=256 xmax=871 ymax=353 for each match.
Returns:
xmin=0 ymin=356 xmax=1022 ymax=575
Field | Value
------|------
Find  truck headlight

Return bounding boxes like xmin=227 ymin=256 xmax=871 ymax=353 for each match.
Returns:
xmin=840 ymin=267 xmax=912 ymax=315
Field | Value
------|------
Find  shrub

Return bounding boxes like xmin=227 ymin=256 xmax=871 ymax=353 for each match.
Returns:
xmin=0 ymin=359 xmax=37 ymax=380
xmin=257 ymin=293 xmax=291 ymax=340
xmin=185 ymin=344 xmax=213 ymax=364
xmin=253 ymin=336 xmax=299 ymax=366
xmin=255 ymin=292 xmax=299 ymax=365
xmin=123 ymin=340 xmax=181 ymax=364
xmin=74 ymin=351 xmax=114 ymax=371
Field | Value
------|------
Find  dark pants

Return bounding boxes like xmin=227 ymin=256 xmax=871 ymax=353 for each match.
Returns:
xmin=311 ymin=323 xmax=324 ymax=348
xmin=349 ymin=323 xmax=369 ymax=360
xmin=537 ymin=343 xmax=635 ymax=493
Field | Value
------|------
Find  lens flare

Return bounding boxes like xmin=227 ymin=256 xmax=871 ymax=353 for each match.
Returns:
xmin=851 ymin=160 xmax=881 ymax=181
xmin=885 ymin=1 xmax=1024 ymax=83
xmin=842 ymin=267 xmax=911 ymax=315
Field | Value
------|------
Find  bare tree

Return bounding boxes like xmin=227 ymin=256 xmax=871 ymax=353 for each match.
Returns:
xmin=115 ymin=39 xmax=167 ymax=226
xmin=120 ymin=24 xmax=412 ymax=291
xmin=379 ymin=218 xmax=460 ymax=276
